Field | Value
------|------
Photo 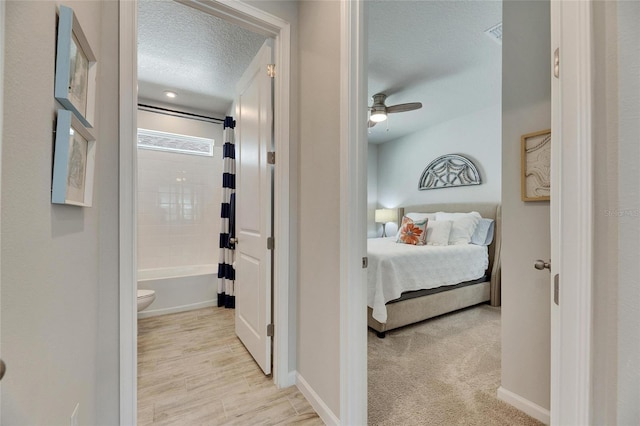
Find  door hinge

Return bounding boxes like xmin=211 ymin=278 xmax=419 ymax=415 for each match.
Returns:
xmin=553 ymin=48 xmax=560 ymax=79
xmin=267 ymin=237 xmax=274 ymax=250
xmin=267 ymin=151 xmax=275 ymax=165
xmin=267 ymin=64 xmax=276 ymax=78
xmin=267 ymin=323 xmax=274 ymax=337
xmin=362 ymin=257 xmax=368 ymax=268
xmin=554 ymin=273 xmax=560 ymax=305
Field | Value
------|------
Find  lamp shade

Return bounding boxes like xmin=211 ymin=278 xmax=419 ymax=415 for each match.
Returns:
xmin=375 ymin=208 xmax=397 ymax=224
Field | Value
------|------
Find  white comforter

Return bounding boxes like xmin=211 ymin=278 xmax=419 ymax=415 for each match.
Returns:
xmin=367 ymin=237 xmax=489 ymax=323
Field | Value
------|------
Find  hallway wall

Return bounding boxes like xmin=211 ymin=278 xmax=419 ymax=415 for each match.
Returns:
xmin=2 ymin=1 xmax=120 ymax=424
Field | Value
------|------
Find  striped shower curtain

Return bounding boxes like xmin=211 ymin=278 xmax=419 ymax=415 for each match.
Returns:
xmin=217 ymin=116 xmax=236 ymax=309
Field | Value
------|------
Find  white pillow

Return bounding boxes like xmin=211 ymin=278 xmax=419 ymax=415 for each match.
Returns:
xmin=426 ymin=220 xmax=453 ymax=246
xmin=405 ymin=212 xmax=436 ymax=222
xmin=435 ymin=211 xmax=481 ymax=245
xmin=471 ymin=218 xmax=495 ymax=246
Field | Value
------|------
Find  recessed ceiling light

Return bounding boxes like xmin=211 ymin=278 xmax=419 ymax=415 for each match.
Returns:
xmin=164 ymin=90 xmax=177 ymax=99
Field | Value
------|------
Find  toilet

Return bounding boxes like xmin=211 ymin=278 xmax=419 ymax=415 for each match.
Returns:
xmin=137 ymin=289 xmax=156 ymax=312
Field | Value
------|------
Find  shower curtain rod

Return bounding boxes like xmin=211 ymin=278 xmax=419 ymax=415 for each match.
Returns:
xmin=137 ymin=103 xmax=225 ymax=124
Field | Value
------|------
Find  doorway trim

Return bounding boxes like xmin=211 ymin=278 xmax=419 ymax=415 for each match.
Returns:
xmin=339 ymin=0 xmax=368 ymax=424
xmin=0 ymin=1 xmax=5 ymax=419
xmin=119 ymin=1 xmax=293 ymax=423
xmin=550 ymin=1 xmax=594 ymax=424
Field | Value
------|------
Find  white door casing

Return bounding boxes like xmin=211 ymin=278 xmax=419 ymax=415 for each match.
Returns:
xmin=340 ymin=0 xmax=368 ymax=424
xmin=235 ymin=40 xmax=274 ymax=375
xmin=0 ymin=0 xmax=5 ymax=417
xmin=550 ymin=1 xmax=594 ymax=424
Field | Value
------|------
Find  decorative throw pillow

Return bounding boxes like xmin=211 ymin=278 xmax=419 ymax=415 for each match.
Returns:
xmin=396 ymin=216 xmax=428 ymax=245
xmin=426 ymin=220 xmax=453 ymax=246
xmin=394 ymin=212 xmax=436 ymax=240
xmin=435 ymin=212 xmax=481 ymax=245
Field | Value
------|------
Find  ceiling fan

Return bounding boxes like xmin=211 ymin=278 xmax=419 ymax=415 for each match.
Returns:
xmin=368 ymin=93 xmax=422 ymax=128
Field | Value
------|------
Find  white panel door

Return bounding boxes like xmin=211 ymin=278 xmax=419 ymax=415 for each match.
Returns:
xmin=234 ymin=40 xmax=273 ymax=375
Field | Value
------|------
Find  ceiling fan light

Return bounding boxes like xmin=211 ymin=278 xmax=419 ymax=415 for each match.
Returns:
xmin=370 ymin=108 xmax=387 ymax=123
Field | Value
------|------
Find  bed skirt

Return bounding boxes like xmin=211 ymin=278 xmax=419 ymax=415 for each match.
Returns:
xmin=367 ymin=281 xmax=491 ymax=336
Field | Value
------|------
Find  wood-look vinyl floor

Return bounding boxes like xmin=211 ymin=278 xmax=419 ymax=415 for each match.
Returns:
xmin=137 ymin=306 xmax=323 ymax=425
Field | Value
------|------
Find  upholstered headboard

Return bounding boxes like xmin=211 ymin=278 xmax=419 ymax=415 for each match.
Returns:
xmin=398 ymin=202 xmax=502 ymax=306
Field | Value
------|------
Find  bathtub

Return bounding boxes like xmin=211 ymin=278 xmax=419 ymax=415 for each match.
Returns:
xmin=137 ymin=264 xmax=218 ymax=318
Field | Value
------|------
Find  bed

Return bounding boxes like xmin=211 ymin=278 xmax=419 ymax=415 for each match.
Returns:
xmin=367 ymin=202 xmax=501 ymax=337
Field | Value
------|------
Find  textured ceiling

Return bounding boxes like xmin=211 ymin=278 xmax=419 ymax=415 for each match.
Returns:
xmin=368 ymin=1 xmax=502 ymax=144
xmin=137 ymin=0 xmax=267 ymax=115
xmin=137 ymin=0 xmax=501 ymax=140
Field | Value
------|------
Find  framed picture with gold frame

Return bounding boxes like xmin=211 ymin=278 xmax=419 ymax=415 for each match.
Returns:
xmin=521 ymin=129 xmax=551 ymax=201
xmin=54 ymin=5 xmax=97 ymax=128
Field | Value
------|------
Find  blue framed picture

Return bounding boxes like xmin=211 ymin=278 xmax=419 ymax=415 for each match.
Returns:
xmin=54 ymin=6 xmax=97 ymax=128
xmin=52 ymin=109 xmax=97 ymax=207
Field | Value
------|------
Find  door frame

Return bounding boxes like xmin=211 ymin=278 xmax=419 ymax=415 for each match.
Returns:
xmin=0 ymin=0 xmax=5 ymax=418
xmin=340 ymin=0 xmax=596 ymax=424
xmin=339 ymin=0 xmax=368 ymax=424
xmin=550 ymin=1 xmax=594 ymax=424
xmin=119 ymin=1 xmax=292 ymax=423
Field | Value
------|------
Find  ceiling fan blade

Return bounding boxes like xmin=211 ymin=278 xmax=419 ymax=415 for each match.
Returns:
xmin=368 ymin=120 xmax=378 ymax=128
xmin=387 ymin=102 xmax=422 ymax=114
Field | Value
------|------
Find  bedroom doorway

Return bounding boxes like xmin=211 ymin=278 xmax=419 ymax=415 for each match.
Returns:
xmin=365 ymin=0 xmax=507 ymax=420
xmin=347 ymin=0 xmax=597 ymax=424
xmin=362 ymin=1 xmax=551 ymax=424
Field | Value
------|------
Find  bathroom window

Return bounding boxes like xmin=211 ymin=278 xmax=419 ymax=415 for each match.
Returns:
xmin=137 ymin=128 xmax=214 ymax=156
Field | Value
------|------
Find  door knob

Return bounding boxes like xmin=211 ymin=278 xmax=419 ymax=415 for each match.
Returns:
xmin=229 ymin=237 xmax=238 ymax=245
xmin=534 ymin=259 xmax=551 ymax=271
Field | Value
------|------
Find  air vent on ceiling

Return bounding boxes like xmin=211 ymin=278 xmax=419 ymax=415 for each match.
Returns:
xmin=484 ymin=22 xmax=502 ymax=45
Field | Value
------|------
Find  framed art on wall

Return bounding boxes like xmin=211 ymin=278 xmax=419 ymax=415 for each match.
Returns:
xmin=54 ymin=5 xmax=97 ymax=128
xmin=521 ymin=129 xmax=551 ymax=201
xmin=52 ymin=109 xmax=97 ymax=207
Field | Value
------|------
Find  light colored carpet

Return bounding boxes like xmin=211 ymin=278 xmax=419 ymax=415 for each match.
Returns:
xmin=368 ymin=304 xmax=544 ymax=426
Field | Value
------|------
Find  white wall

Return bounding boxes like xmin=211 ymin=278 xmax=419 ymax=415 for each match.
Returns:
xmin=615 ymin=1 xmax=640 ymax=423
xmin=136 ymin=111 xmax=223 ymax=271
xmin=297 ymin=0 xmax=341 ymax=417
xmin=137 ymin=148 xmax=220 ymax=270
xmin=376 ymin=105 xmax=502 ymax=210
xmin=137 ymin=108 xmax=224 ymax=141
xmin=2 ymin=1 xmax=120 ymax=424
xmin=500 ymin=0 xmax=551 ymax=413
xmin=367 ymin=145 xmax=378 ymax=237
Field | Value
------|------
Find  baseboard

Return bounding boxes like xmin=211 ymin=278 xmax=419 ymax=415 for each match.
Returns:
xmin=296 ymin=372 xmax=340 ymax=426
xmin=137 ymin=300 xmax=217 ymax=319
xmin=497 ymin=386 xmax=550 ymax=425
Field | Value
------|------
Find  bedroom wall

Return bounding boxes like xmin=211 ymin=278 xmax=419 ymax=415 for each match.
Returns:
xmin=376 ymin=104 xmax=501 ymax=211
xmin=368 ymin=144 xmax=378 ymax=237
xmin=500 ymin=0 xmax=551 ymax=415
xmin=2 ymin=1 xmax=120 ymax=424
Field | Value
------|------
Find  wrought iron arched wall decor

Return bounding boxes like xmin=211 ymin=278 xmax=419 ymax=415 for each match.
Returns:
xmin=418 ymin=154 xmax=481 ymax=190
